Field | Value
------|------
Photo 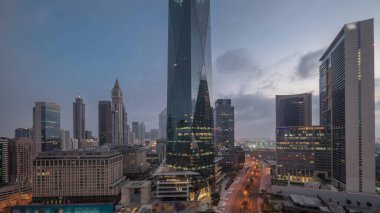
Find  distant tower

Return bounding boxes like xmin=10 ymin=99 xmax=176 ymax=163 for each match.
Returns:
xmin=73 ymin=96 xmax=85 ymax=139
xmin=111 ymin=79 xmax=125 ymax=145
xmin=139 ymin=122 xmax=146 ymax=141
xmin=33 ymin=102 xmax=61 ymax=153
xmin=132 ymin=122 xmax=140 ymax=143
xmin=158 ymin=108 xmax=167 ymax=140
xmin=276 ymin=93 xmax=312 ymax=128
xmin=214 ymin=99 xmax=234 ymax=157
xmin=98 ymin=101 xmax=112 ymax=146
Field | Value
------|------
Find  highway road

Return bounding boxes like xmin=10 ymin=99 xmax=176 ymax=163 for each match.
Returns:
xmin=224 ymin=156 xmax=263 ymax=213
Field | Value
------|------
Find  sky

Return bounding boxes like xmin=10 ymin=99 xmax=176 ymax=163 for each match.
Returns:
xmin=1 ymin=0 xmax=380 ymax=138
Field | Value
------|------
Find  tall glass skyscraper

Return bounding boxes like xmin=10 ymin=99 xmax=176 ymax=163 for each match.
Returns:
xmin=33 ymin=102 xmax=61 ymax=153
xmin=166 ymin=0 xmax=214 ymax=179
xmin=73 ymin=96 xmax=85 ymax=139
xmin=319 ymin=19 xmax=375 ymax=194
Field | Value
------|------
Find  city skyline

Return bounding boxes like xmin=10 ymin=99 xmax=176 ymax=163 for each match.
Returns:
xmin=1 ymin=1 xmax=380 ymax=138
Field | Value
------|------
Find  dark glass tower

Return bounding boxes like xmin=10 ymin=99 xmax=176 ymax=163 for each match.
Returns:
xmin=73 ymin=96 xmax=85 ymax=139
xmin=98 ymin=101 xmax=112 ymax=146
xmin=166 ymin=0 xmax=214 ymax=179
xmin=33 ymin=102 xmax=61 ymax=152
xmin=214 ymin=99 xmax=234 ymax=157
xmin=276 ymin=93 xmax=312 ymax=128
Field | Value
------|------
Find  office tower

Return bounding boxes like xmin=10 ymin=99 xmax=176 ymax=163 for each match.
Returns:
xmin=319 ymin=19 xmax=375 ymax=194
xmin=112 ymin=79 xmax=125 ymax=145
xmin=139 ymin=122 xmax=146 ymax=141
xmin=73 ymin=96 xmax=85 ymax=139
xmin=15 ymin=128 xmax=32 ymax=139
xmin=150 ymin=129 xmax=159 ymax=140
xmin=32 ymin=150 xmax=123 ymax=204
xmin=132 ymin=122 xmax=140 ymax=143
xmin=33 ymin=102 xmax=61 ymax=153
xmin=276 ymin=126 xmax=327 ymax=180
xmin=158 ymin=108 xmax=167 ymax=140
xmin=276 ymin=93 xmax=312 ymax=127
xmin=60 ymin=129 xmax=70 ymax=150
xmin=9 ymin=138 xmax=32 ymax=186
xmin=0 ymin=137 xmax=10 ymax=186
xmin=166 ymin=0 xmax=214 ymax=179
xmin=98 ymin=101 xmax=112 ymax=146
xmin=214 ymin=99 xmax=234 ymax=157
xmin=123 ymin=109 xmax=128 ymax=145
xmin=85 ymin=130 xmax=92 ymax=139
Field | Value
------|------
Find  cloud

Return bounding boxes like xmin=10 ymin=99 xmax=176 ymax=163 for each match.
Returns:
xmin=296 ymin=49 xmax=324 ymax=79
xmin=215 ymin=48 xmax=261 ymax=75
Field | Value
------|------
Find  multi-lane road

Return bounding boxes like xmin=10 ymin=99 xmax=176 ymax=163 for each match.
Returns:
xmin=224 ymin=156 xmax=263 ymax=213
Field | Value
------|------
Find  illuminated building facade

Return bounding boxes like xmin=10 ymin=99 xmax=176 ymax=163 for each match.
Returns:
xmin=276 ymin=126 xmax=327 ymax=181
xmin=319 ymin=19 xmax=375 ymax=193
xmin=166 ymin=0 xmax=214 ymax=180
xmin=32 ymin=150 xmax=124 ymax=204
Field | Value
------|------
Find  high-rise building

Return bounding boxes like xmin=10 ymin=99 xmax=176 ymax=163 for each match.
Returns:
xmin=214 ymin=99 xmax=234 ymax=157
xmin=9 ymin=138 xmax=32 ymax=186
xmin=123 ymin=108 xmax=128 ymax=145
xmin=319 ymin=19 xmax=375 ymax=194
xmin=85 ymin=130 xmax=92 ymax=139
xmin=33 ymin=102 xmax=61 ymax=153
xmin=98 ymin=101 xmax=112 ymax=146
xmin=73 ymin=96 xmax=85 ymax=139
xmin=158 ymin=108 xmax=167 ymax=140
xmin=166 ymin=0 xmax=214 ymax=180
xmin=60 ymin=130 xmax=70 ymax=150
xmin=276 ymin=93 xmax=312 ymax=128
xmin=132 ymin=122 xmax=140 ymax=143
xmin=0 ymin=137 xmax=10 ymax=186
xmin=15 ymin=128 xmax=32 ymax=139
xmin=139 ymin=122 xmax=146 ymax=141
xmin=32 ymin=150 xmax=123 ymax=204
xmin=112 ymin=79 xmax=125 ymax=145
xmin=276 ymin=126 xmax=327 ymax=181
xmin=150 ymin=129 xmax=159 ymax=140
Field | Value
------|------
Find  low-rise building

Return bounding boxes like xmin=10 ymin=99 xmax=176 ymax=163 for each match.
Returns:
xmin=112 ymin=145 xmax=150 ymax=178
xmin=32 ymin=150 xmax=124 ymax=204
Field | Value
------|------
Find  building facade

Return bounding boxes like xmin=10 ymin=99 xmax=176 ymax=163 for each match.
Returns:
xmin=276 ymin=126 xmax=327 ymax=181
xmin=0 ymin=137 xmax=10 ymax=186
xmin=214 ymin=99 xmax=234 ymax=157
xmin=8 ymin=138 xmax=32 ymax=186
xmin=158 ymin=108 xmax=167 ymax=140
xmin=166 ymin=0 xmax=214 ymax=180
xmin=276 ymin=93 xmax=312 ymax=128
xmin=32 ymin=150 xmax=124 ymax=204
xmin=319 ymin=19 xmax=375 ymax=194
xmin=33 ymin=102 xmax=61 ymax=153
xmin=112 ymin=145 xmax=150 ymax=178
xmin=131 ymin=122 xmax=140 ymax=144
xmin=60 ymin=130 xmax=70 ymax=151
xmin=112 ymin=80 xmax=125 ymax=146
xmin=15 ymin=128 xmax=32 ymax=139
xmin=73 ymin=97 xmax=85 ymax=140
xmin=98 ymin=101 xmax=112 ymax=146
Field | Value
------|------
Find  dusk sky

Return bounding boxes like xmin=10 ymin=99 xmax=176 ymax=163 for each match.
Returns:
xmin=1 ymin=0 xmax=380 ymax=138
